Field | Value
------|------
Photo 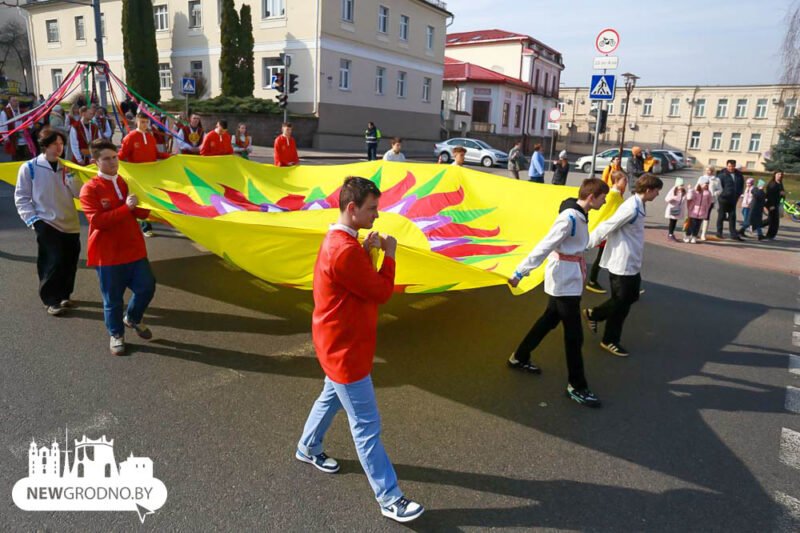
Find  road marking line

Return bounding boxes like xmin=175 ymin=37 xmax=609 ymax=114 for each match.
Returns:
xmin=250 ymin=279 xmax=278 ymax=293
xmin=271 ymin=340 xmax=315 ymax=357
xmin=790 ymin=355 xmax=800 ymax=376
xmin=409 ymin=295 xmax=448 ymax=310
xmin=7 ymin=410 xmax=119 ymax=459
xmin=296 ymin=302 xmax=314 ymax=314
xmin=775 ymin=491 xmax=800 ymax=532
xmin=779 ymin=428 xmax=800 ymax=470
xmin=786 ymin=386 xmax=800 ymax=414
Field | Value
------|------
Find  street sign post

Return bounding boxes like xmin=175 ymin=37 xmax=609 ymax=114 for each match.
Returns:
xmin=589 ymin=74 xmax=616 ymax=100
xmin=181 ymin=77 xmax=196 ymax=116
xmin=593 ymin=56 xmax=619 ymax=70
xmin=596 ymin=28 xmax=620 ymax=55
xmin=547 ymin=122 xmax=560 ymax=130
xmin=548 ymin=107 xmax=562 ymax=122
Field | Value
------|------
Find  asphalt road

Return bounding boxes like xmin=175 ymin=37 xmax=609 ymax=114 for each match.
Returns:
xmin=0 ymin=175 xmax=798 ymax=532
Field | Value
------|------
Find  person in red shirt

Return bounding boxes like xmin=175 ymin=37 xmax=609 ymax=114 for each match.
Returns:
xmin=79 ymin=138 xmax=156 ymax=356
xmin=273 ymin=122 xmax=299 ymax=166
xmin=295 ymin=177 xmax=424 ymax=524
xmin=199 ymin=119 xmax=234 ymax=156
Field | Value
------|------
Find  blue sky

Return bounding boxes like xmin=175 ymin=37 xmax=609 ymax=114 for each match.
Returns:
xmin=447 ymin=0 xmax=791 ymax=87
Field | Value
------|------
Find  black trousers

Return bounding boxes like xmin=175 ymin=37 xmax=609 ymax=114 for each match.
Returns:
xmin=686 ymin=218 xmax=703 ymax=237
xmin=514 ymin=295 xmax=587 ymax=389
xmin=366 ymin=143 xmax=378 ymax=161
xmin=34 ymin=222 xmax=80 ymax=306
xmin=668 ymin=219 xmax=678 ymax=235
xmin=589 ymin=246 xmax=605 ymax=284
xmin=716 ymin=200 xmax=737 ymax=238
xmin=591 ymin=273 xmax=641 ymax=345
xmin=766 ymin=207 xmax=780 ymax=238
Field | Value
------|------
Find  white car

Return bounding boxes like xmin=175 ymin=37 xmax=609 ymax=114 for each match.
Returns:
xmin=434 ymin=138 xmax=508 ymax=167
xmin=665 ymin=150 xmax=687 ymax=169
xmin=574 ymin=148 xmax=662 ymax=174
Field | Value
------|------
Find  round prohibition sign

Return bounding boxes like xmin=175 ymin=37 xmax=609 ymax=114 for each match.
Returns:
xmin=548 ymin=107 xmax=562 ymax=122
xmin=596 ymin=28 xmax=620 ymax=55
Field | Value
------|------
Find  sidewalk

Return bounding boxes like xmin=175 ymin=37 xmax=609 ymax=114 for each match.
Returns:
xmin=249 ymin=144 xmax=434 ymax=161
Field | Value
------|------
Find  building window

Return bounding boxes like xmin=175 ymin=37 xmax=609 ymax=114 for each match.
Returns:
xmin=669 ymin=98 xmax=679 ymax=116
xmin=735 ymin=98 xmax=747 ymax=118
xmin=746 ymin=161 xmax=756 ymax=169
xmin=46 ymin=19 xmax=59 ymax=43
xmin=716 ymin=98 xmax=728 ymax=117
xmin=399 ymin=14 xmax=409 ymax=40
xmin=378 ymin=6 xmax=388 ymax=33
xmin=534 ymin=69 xmax=540 ymax=90
xmin=339 ymin=59 xmax=351 ymax=90
xmin=51 ymin=69 xmax=63 ymax=89
xmin=557 ymin=102 xmax=565 ymax=113
xmin=74 ymin=16 xmax=85 ymax=41
xmin=502 ymin=102 xmax=509 ymax=127
xmin=755 ymin=98 xmax=768 ymax=118
xmin=188 ymin=1 xmax=202 ymax=28
xmin=540 ymin=108 xmax=546 ymax=130
xmin=694 ymin=98 xmax=705 ymax=117
xmin=607 ymin=102 xmax=614 ymax=115
xmin=642 ymin=98 xmax=652 ymax=116
xmin=263 ymin=0 xmax=285 ymax=18
xmin=342 ymin=0 xmax=354 ymax=22
xmin=154 ymin=5 xmax=168 ymax=31
xmin=158 ymin=63 xmax=172 ymax=89
xmin=426 ymin=26 xmax=434 ymax=50
xmin=784 ymin=98 xmax=797 ymax=118
xmin=620 ymin=98 xmax=627 ymax=115
xmin=531 ymin=107 xmax=537 ymax=130
xmin=689 ymin=131 xmax=700 ymax=149
xmin=422 ymin=77 xmax=431 ymax=102
xmin=397 ymin=71 xmax=406 ymax=97
xmin=262 ymin=57 xmax=284 ymax=88
xmin=544 ymin=73 xmax=549 ymax=94
xmin=729 ymin=132 xmax=741 ymax=151
xmin=375 ymin=67 xmax=385 ymax=94
xmin=190 ymin=60 xmax=203 ymax=78
xmin=710 ymin=132 xmax=722 ymax=151
xmin=514 ymin=104 xmax=521 ymax=128
xmin=748 ymin=133 xmax=761 ymax=152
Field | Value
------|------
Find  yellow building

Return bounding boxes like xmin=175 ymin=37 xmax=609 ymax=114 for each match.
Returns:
xmin=22 ymin=0 xmax=452 ymax=150
xmin=559 ymin=84 xmax=800 ymax=169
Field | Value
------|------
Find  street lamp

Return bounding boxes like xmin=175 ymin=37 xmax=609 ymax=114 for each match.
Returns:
xmin=617 ymin=72 xmax=639 ymax=157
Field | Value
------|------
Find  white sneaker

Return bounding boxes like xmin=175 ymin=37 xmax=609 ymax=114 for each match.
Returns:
xmin=682 ymin=236 xmax=690 ymax=243
xmin=109 ymin=335 xmax=125 ymax=356
xmin=381 ymin=497 xmax=424 ymax=523
xmin=46 ymin=304 xmax=64 ymax=316
xmin=690 ymin=237 xmax=697 ymax=243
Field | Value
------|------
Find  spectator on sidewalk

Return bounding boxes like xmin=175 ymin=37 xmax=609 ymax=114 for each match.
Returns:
xmin=738 ymin=178 xmax=755 ymax=236
xmin=698 ymin=166 xmax=720 ymax=241
xmin=507 ymin=141 xmax=525 ymax=180
xmin=601 ymin=156 xmax=621 ymax=188
xmin=643 ymin=150 xmax=657 ymax=173
xmin=527 ymin=144 xmax=545 ymax=183
xmin=551 ymin=156 xmax=570 ymax=185
xmin=233 ymin=123 xmax=253 ymax=159
xmin=685 ymin=176 xmax=713 ymax=244
xmin=451 ymin=146 xmax=466 ymax=167
xmin=382 ymin=138 xmax=406 ymax=162
xmin=664 ymin=178 xmax=687 ymax=241
xmin=364 ymin=122 xmax=381 ymax=161
xmin=274 ymin=122 xmax=300 ymax=167
xmin=751 ymin=179 xmax=768 ymax=241
xmin=765 ymin=170 xmax=786 ymax=240
xmin=625 ymin=147 xmax=645 ymax=182
xmin=715 ymin=159 xmax=745 ymax=241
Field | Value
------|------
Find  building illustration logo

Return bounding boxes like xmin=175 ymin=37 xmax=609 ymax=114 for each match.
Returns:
xmin=12 ymin=430 xmax=168 ymax=523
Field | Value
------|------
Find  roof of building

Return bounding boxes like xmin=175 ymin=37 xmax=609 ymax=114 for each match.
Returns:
xmin=446 ymin=29 xmax=561 ymax=62
xmin=443 ymin=57 xmax=530 ymax=90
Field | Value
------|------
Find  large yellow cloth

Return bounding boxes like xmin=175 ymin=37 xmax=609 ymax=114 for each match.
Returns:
xmin=0 ymin=156 xmax=621 ymax=294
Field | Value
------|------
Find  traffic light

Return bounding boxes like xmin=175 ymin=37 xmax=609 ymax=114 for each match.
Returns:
xmin=598 ymin=109 xmax=608 ymax=134
xmin=277 ymin=93 xmax=288 ymax=108
xmin=289 ymin=74 xmax=299 ymax=94
xmin=273 ymin=72 xmax=285 ymax=93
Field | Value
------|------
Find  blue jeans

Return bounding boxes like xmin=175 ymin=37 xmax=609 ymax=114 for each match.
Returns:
xmin=96 ymin=258 xmax=156 ymax=336
xmin=740 ymin=207 xmax=751 ymax=231
xmin=298 ymin=374 xmax=402 ymax=507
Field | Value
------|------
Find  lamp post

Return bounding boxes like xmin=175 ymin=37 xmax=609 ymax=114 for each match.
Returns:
xmin=617 ymin=72 xmax=639 ymax=157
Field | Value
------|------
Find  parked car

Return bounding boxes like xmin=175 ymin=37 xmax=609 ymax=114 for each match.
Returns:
xmin=665 ymin=150 xmax=687 ymax=169
xmin=651 ymin=150 xmax=676 ymax=172
xmin=574 ymin=148 xmax=631 ymax=173
xmin=434 ymin=138 xmax=508 ymax=167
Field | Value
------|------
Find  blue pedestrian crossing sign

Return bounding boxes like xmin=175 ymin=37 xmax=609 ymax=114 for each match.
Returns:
xmin=589 ymin=74 xmax=615 ymax=100
xmin=181 ymin=77 xmax=196 ymax=95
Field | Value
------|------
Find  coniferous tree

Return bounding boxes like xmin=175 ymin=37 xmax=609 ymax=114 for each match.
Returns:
xmin=121 ymin=0 xmax=160 ymax=103
xmin=765 ymin=115 xmax=800 ymax=172
xmin=238 ymin=5 xmax=255 ymax=97
xmin=219 ymin=0 xmax=240 ymax=97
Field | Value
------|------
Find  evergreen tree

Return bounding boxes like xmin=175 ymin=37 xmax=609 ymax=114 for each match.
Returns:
xmin=121 ymin=0 xmax=160 ymax=103
xmin=765 ymin=115 xmax=800 ymax=172
xmin=219 ymin=0 xmax=240 ymax=97
xmin=238 ymin=5 xmax=255 ymax=97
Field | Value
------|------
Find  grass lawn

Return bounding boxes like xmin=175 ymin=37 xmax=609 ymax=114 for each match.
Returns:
xmin=782 ymin=176 xmax=800 ymax=198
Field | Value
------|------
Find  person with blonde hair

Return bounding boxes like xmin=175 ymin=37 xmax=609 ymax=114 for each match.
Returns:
xmin=233 ymin=122 xmax=253 ymax=159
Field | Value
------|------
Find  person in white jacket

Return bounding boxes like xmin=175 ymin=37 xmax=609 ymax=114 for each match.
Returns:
xmin=14 ymin=127 xmax=83 ymax=316
xmin=382 ymin=137 xmax=406 ymax=162
xmin=583 ymin=174 xmax=663 ymax=357
xmin=507 ymin=178 xmax=609 ymax=407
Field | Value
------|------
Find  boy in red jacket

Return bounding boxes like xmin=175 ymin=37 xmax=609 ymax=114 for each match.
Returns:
xmin=273 ymin=122 xmax=299 ymax=166
xmin=79 ymin=139 xmax=156 ymax=356
xmin=199 ymin=119 xmax=234 ymax=156
xmin=295 ymin=177 xmax=424 ymax=523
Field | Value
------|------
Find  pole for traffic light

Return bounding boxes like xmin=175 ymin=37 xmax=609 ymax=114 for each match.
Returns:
xmin=92 ymin=0 xmax=107 ymax=107
xmin=589 ymin=100 xmax=603 ymax=178
xmin=283 ymin=63 xmax=289 ymax=124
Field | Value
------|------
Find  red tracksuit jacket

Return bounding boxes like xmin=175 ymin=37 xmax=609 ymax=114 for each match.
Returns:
xmin=118 ymin=130 xmax=170 ymax=163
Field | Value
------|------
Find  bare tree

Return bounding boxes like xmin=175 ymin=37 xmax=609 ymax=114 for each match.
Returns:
xmin=781 ymin=2 xmax=800 ymax=84
xmin=0 ymin=19 xmax=31 ymax=92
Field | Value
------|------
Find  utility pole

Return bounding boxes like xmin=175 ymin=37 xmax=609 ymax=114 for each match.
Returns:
xmin=617 ymin=72 xmax=639 ymax=158
xmin=92 ymin=0 xmax=107 ymax=107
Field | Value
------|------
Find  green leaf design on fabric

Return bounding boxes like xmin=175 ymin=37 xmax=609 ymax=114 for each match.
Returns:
xmin=439 ymin=207 xmax=497 ymax=223
xmin=146 ymin=193 xmax=177 ymax=211
xmin=184 ymin=167 xmax=218 ymax=204
xmin=369 ymin=167 xmax=382 ymax=189
xmin=407 ymin=169 xmax=445 ymax=198
xmin=305 ymin=186 xmax=327 ymax=203
xmin=246 ymin=179 xmax=271 ymax=205
xmin=458 ymin=253 xmax=520 ymax=265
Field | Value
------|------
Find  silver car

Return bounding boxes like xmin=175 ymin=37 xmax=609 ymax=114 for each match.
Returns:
xmin=434 ymin=138 xmax=508 ymax=167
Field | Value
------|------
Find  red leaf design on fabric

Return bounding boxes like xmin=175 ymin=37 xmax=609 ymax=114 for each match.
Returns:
xmin=379 ymin=172 xmax=416 ymax=209
xmin=221 ymin=185 xmax=261 ymax=211
xmin=437 ymin=243 xmax=518 ymax=259
xmin=276 ymin=194 xmax=306 ymax=211
xmin=426 ymin=222 xmax=500 ymax=239
xmin=325 ymin=186 xmax=342 ymax=209
xmin=405 ymin=187 xmax=464 ymax=218
xmin=157 ymin=188 xmax=219 ymax=218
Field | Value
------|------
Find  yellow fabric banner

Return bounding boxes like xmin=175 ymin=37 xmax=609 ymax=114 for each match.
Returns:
xmin=0 ymin=156 xmax=621 ymax=294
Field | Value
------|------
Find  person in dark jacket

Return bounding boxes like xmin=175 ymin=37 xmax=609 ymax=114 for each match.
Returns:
xmin=715 ymin=159 xmax=745 ymax=241
xmin=625 ymin=146 xmax=645 ymax=181
xmin=552 ymin=156 xmax=570 ymax=185
xmin=750 ymin=179 xmax=768 ymax=240
xmin=364 ymin=122 xmax=380 ymax=161
xmin=765 ymin=169 xmax=786 ymax=239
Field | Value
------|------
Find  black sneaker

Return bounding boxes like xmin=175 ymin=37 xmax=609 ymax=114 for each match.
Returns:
xmin=583 ymin=309 xmax=598 ymax=334
xmin=507 ymin=355 xmax=541 ymax=374
xmin=585 ymin=281 xmax=606 ymax=294
xmin=566 ymin=384 xmax=602 ymax=407
xmin=600 ymin=342 xmax=629 ymax=357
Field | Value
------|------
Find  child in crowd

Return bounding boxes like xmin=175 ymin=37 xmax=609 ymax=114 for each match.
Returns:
xmin=750 ymin=179 xmax=768 ymax=241
xmin=684 ymin=176 xmax=713 ymax=243
xmin=79 ymin=139 xmax=157 ymax=356
xmin=451 ymin=146 xmax=466 ymax=166
xmin=233 ymin=123 xmax=253 ymax=159
xmin=738 ymin=177 xmax=755 ymax=236
xmin=664 ymin=178 xmax=687 ymax=241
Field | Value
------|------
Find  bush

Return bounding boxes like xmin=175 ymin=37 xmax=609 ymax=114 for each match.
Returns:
xmin=160 ymin=95 xmax=280 ymax=114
